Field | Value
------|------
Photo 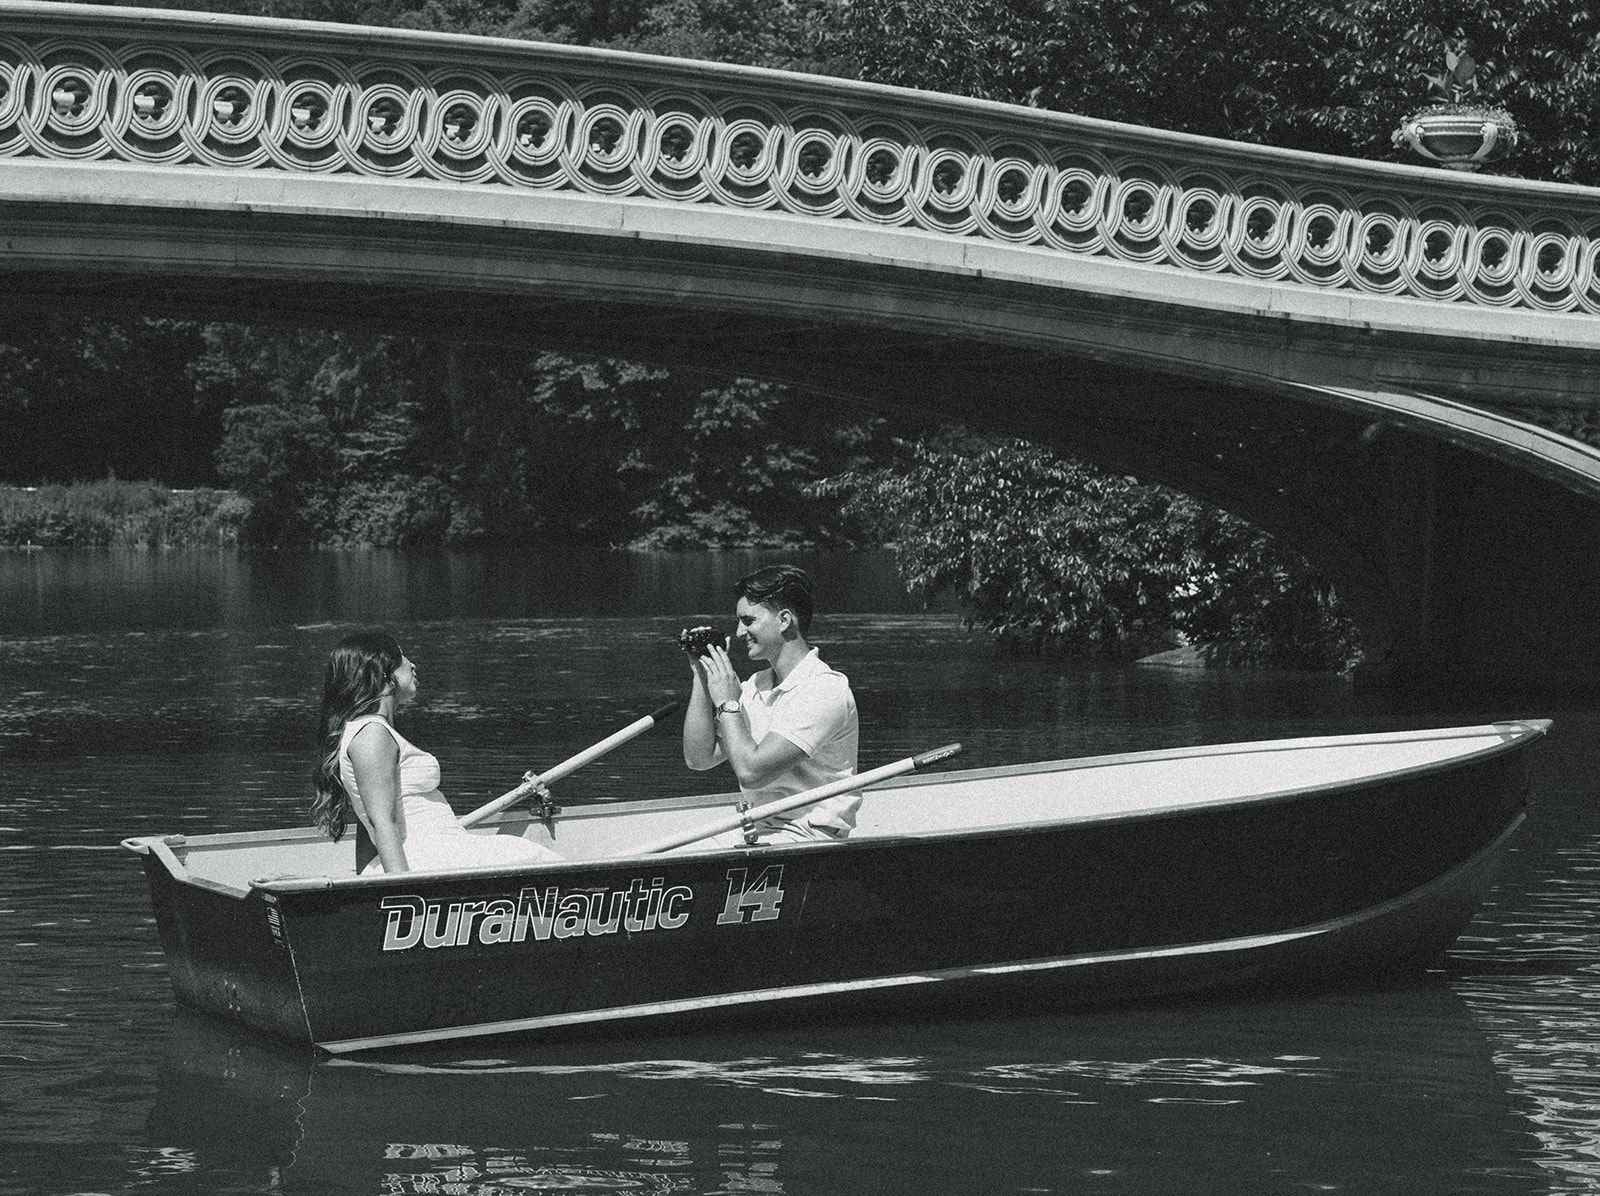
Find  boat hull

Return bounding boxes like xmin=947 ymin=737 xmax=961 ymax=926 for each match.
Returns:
xmin=125 ymin=723 xmax=1541 ymax=1052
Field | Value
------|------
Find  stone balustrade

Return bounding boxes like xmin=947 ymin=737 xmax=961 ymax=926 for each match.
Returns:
xmin=4 ymin=1 xmax=1600 ymax=320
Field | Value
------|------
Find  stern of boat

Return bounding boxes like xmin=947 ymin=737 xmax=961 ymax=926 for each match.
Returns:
xmin=123 ymin=835 xmax=312 ymax=1045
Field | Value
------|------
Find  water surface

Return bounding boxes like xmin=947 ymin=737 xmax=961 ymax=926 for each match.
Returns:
xmin=2 ymin=549 xmax=1597 ymax=1194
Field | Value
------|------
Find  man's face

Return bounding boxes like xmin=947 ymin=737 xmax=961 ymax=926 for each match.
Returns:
xmin=734 ymin=596 xmax=787 ymax=664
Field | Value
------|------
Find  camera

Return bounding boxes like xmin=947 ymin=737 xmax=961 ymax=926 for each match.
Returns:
xmin=678 ymin=625 xmax=726 ymax=657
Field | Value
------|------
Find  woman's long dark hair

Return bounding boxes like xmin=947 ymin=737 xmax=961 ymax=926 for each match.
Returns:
xmin=311 ymin=631 xmax=403 ymax=840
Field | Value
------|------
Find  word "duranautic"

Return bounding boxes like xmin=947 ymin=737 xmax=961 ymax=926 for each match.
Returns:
xmin=380 ymin=878 xmax=691 ymax=952
xmin=378 ymin=867 xmax=787 ymax=952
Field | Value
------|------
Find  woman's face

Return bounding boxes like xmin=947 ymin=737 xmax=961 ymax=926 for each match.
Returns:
xmin=389 ymin=653 xmax=419 ymax=706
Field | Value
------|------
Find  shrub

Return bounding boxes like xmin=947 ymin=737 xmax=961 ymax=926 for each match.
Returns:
xmin=0 ymin=481 xmax=251 ymax=547
xmin=822 ymin=434 xmax=1362 ymax=670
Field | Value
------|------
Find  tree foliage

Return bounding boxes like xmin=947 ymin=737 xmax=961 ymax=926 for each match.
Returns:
xmin=1166 ymin=499 xmax=1361 ymax=671
xmin=98 ymin=0 xmax=840 ymax=68
xmin=823 ymin=0 xmax=1600 ymax=183
xmin=0 ymin=314 xmax=221 ymax=486
xmin=199 ymin=327 xmax=453 ymax=545
xmin=194 ymin=327 xmax=891 ymax=549
xmin=442 ymin=348 xmax=890 ymax=548
xmin=824 ymin=432 xmax=1361 ymax=670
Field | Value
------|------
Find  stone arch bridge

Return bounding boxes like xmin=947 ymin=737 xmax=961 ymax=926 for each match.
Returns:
xmin=4 ymin=1 xmax=1600 ymax=689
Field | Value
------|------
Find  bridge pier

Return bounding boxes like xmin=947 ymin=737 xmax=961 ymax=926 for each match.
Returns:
xmin=1348 ymin=432 xmax=1600 ymax=693
xmin=1346 ymin=428 xmax=1440 ymax=689
xmin=1429 ymin=448 xmax=1600 ymax=691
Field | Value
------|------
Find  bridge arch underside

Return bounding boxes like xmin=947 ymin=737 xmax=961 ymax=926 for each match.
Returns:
xmin=4 ymin=194 xmax=1599 ymax=692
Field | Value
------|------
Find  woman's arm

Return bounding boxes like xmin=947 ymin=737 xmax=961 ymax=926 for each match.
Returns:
xmin=348 ymin=722 xmax=410 ymax=873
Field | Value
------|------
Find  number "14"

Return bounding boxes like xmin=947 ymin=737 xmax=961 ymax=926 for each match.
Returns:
xmin=717 ymin=865 xmax=786 ymax=924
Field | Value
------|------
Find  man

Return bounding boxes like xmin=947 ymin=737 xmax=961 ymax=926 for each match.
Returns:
xmin=682 ymin=564 xmax=860 ymax=842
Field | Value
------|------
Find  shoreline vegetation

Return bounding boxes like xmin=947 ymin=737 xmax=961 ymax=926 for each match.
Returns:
xmin=0 ymin=475 xmax=1361 ymax=673
xmin=0 ymin=481 xmax=250 ymax=549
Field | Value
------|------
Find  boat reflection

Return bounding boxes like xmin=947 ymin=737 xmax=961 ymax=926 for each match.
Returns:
xmin=149 ymin=984 xmax=1549 ymax=1194
xmin=1457 ymin=972 xmax=1600 ymax=1188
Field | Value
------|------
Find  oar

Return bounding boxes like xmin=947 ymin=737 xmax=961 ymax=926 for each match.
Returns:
xmin=458 ymin=701 xmax=681 ymax=828
xmin=629 ymin=742 xmax=965 ymax=855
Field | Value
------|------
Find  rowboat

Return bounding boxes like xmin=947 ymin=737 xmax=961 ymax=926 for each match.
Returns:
xmin=122 ymin=720 xmax=1547 ymax=1054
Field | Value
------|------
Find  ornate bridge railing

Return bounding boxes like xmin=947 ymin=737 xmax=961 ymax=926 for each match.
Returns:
xmin=4 ymin=1 xmax=1600 ymax=321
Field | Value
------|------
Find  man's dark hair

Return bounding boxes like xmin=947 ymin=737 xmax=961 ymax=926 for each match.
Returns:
xmin=736 ymin=565 xmax=815 ymax=636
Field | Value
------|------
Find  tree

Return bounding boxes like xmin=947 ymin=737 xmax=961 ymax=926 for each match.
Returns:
xmin=0 ymin=314 xmax=220 ymax=486
xmin=196 ymin=326 xmax=894 ymax=549
xmin=823 ymin=0 xmax=1600 ymax=183
xmin=201 ymin=326 xmax=455 ymax=545
xmin=446 ymin=348 xmax=890 ymax=548
xmin=625 ymin=374 xmax=886 ymax=548
xmin=204 ymin=326 xmax=341 ymax=544
xmin=824 ymin=431 xmax=1361 ymax=669
xmin=598 ymin=0 xmax=843 ymax=71
xmin=1164 ymin=499 xmax=1361 ymax=671
xmin=213 ymin=398 xmax=338 ymax=544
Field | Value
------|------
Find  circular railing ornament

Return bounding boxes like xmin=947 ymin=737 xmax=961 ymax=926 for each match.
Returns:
xmin=0 ymin=16 xmax=1597 ymax=319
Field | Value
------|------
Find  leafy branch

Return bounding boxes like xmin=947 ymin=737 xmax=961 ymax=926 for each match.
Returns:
xmin=1424 ymin=32 xmax=1480 ymax=105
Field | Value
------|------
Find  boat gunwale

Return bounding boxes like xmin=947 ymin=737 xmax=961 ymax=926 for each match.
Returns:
xmin=873 ymin=719 xmax=1548 ymax=789
xmin=121 ymin=719 xmax=1548 ymax=897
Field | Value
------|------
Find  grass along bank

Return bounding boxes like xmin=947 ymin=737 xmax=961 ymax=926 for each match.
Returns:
xmin=0 ymin=481 xmax=250 ymax=547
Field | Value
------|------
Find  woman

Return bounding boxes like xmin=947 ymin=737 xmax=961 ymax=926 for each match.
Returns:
xmin=311 ymin=630 xmax=561 ymax=874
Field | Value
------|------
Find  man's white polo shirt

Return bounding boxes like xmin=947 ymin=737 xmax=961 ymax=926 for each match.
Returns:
xmin=715 ymin=647 xmax=860 ymax=834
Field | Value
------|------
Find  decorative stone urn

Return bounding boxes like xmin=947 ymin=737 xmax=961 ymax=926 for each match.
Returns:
xmin=1393 ymin=106 xmax=1519 ymax=172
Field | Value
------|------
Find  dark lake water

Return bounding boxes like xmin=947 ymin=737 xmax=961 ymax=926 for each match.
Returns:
xmin=2 ymin=548 xmax=1598 ymax=1194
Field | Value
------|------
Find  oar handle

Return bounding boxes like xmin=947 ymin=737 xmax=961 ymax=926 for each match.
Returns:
xmin=458 ymin=701 xmax=681 ymax=828
xmin=632 ymin=742 xmax=964 ymax=855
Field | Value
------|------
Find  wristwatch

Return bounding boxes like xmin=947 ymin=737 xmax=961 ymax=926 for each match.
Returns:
xmin=717 ymin=699 xmax=741 ymax=716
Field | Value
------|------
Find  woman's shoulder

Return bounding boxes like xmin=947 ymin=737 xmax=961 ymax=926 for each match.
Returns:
xmin=341 ymin=714 xmax=400 ymax=749
xmin=346 ymin=719 xmax=404 ymax=769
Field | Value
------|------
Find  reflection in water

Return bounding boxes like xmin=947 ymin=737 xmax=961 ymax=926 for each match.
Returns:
xmin=150 ymin=984 xmax=1550 ymax=1196
xmin=1460 ymin=976 xmax=1600 ymax=1190
xmin=0 ymin=547 xmax=944 ymax=633
xmin=1450 ymin=709 xmax=1600 ymax=1189
xmin=5 ymin=550 xmax=1599 ymax=1194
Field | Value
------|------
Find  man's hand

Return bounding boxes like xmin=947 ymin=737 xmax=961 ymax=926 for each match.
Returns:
xmin=699 ymin=643 xmax=741 ymax=706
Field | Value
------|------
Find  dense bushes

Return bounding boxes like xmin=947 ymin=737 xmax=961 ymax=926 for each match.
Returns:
xmin=824 ymin=434 xmax=1361 ymax=671
xmin=0 ymin=481 xmax=250 ymax=548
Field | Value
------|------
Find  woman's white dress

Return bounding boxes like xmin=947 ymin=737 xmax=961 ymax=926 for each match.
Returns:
xmin=339 ymin=714 xmax=560 ymax=874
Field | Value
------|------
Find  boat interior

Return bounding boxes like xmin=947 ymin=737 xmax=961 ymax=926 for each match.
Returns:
xmin=125 ymin=722 xmax=1543 ymax=898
